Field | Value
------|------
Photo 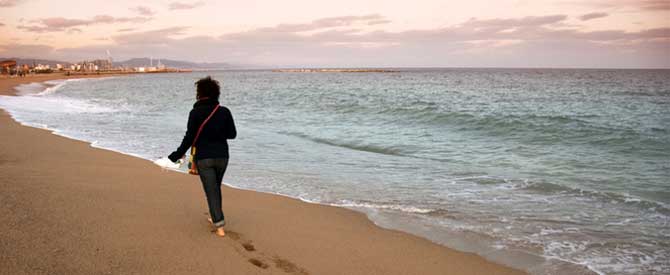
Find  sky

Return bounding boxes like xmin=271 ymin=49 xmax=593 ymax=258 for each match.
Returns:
xmin=0 ymin=0 xmax=669 ymax=68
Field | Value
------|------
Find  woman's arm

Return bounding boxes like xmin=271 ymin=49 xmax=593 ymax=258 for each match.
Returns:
xmin=168 ymin=110 xmax=198 ymax=162
xmin=223 ymin=108 xmax=237 ymax=139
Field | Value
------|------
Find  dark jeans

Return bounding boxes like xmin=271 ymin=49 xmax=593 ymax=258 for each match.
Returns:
xmin=196 ymin=158 xmax=229 ymax=228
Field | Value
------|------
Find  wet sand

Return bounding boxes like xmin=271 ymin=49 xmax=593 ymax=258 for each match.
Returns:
xmin=0 ymin=74 xmax=526 ymax=275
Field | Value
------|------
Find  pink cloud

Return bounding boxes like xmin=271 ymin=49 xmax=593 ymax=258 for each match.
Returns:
xmin=578 ymin=12 xmax=608 ymax=21
xmin=196 ymin=14 xmax=669 ymax=67
xmin=210 ymin=14 xmax=670 ymax=47
xmin=130 ymin=5 xmax=155 ymax=16
xmin=168 ymin=1 xmax=204 ymax=10
xmin=16 ymin=25 xmax=50 ymax=32
xmin=312 ymin=14 xmax=388 ymax=28
xmin=256 ymin=14 xmax=389 ymax=33
xmin=37 ymin=17 xmax=89 ymax=29
xmin=66 ymin=28 xmax=83 ymax=34
xmin=17 ymin=15 xmax=152 ymax=33
xmin=0 ymin=0 xmax=21 ymax=8
xmin=636 ymin=0 xmax=670 ymax=10
xmin=563 ymin=0 xmax=670 ymax=11
xmin=4 ymin=14 xmax=669 ymax=68
xmin=112 ymin=26 xmax=190 ymax=44
xmin=368 ymin=19 xmax=391 ymax=26
xmin=91 ymin=15 xmax=148 ymax=24
xmin=463 ymin=15 xmax=567 ymax=28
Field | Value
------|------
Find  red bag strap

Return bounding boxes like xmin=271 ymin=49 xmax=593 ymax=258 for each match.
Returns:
xmin=191 ymin=105 xmax=220 ymax=148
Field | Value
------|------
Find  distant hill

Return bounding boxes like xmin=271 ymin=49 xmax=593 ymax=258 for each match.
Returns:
xmin=115 ymin=58 xmax=232 ymax=70
xmin=0 ymin=58 xmax=72 ymax=67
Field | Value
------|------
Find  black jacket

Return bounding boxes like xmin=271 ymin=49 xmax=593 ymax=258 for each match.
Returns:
xmin=168 ymin=98 xmax=236 ymax=162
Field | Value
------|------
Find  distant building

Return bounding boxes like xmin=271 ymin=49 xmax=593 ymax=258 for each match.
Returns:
xmin=92 ymin=59 xmax=112 ymax=71
xmin=1 ymin=60 xmax=17 ymax=74
xmin=76 ymin=61 xmax=96 ymax=71
xmin=34 ymin=64 xmax=52 ymax=73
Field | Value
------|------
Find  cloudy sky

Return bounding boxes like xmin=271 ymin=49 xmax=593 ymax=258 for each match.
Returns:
xmin=0 ymin=0 xmax=668 ymax=68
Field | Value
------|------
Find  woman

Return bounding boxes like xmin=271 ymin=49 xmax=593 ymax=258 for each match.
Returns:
xmin=168 ymin=76 xmax=236 ymax=237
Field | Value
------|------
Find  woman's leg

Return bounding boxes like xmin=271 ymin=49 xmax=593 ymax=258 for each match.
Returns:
xmin=214 ymin=158 xmax=229 ymax=186
xmin=214 ymin=158 xmax=229 ymax=220
xmin=197 ymin=159 xmax=225 ymax=229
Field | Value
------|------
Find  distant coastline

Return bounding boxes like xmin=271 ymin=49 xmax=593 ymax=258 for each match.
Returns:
xmin=63 ymin=69 xmax=192 ymax=76
xmin=273 ymin=68 xmax=399 ymax=73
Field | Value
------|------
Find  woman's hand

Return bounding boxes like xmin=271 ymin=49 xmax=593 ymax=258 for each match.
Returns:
xmin=168 ymin=152 xmax=182 ymax=163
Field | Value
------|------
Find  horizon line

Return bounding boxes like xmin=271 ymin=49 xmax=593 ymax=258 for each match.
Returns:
xmin=2 ymin=56 xmax=669 ymax=70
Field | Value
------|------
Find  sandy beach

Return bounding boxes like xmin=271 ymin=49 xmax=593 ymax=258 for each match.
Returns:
xmin=0 ymin=74 xmax=525 ymax=275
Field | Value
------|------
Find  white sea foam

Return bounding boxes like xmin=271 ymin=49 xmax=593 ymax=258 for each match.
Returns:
xmin=0 ymin=94 xmax=116 ymax=114
xmin=14 ymin=79 xmax=78 ymax=96
xmin=331 ymin=200 xmax=434 ymax=214
xmin=14 ymin=82 xmax=48 ymax=95
xmin=35 ymin=79 xmax=69 ymax=96
xmin=539 ymin=228 xmax=565 ymax=236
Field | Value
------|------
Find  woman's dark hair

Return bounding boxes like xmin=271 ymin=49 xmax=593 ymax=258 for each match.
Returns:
xmin=195 ymin=76 xmax=220 ymax=100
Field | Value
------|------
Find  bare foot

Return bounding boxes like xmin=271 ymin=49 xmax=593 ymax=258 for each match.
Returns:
xmin=215 ymin=227 xmax=226 ymax=237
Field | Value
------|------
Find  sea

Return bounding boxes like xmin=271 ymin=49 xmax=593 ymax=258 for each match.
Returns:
xmin=1 ymin=69 xmax=668 ymax=275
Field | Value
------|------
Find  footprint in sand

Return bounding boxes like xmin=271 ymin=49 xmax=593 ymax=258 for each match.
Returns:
xmin=242 ymin=241 xmax=256 ymax=252
xmin=273 ymin=257 xmax=310 ymax=275
xmin=225 ymin=230 xmax=240 ymax=241
xmin=248 ymin=258 xmax=269 ymax=269
xmin=222 ymin=229 xmax=309 ymax=274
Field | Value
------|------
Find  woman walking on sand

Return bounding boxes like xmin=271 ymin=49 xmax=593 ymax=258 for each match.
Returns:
xmin=168 ymin=76 xmax=236 ymax=237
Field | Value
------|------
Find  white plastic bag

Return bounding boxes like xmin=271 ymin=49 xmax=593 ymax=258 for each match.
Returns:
xmin=153 ymin=157 xmax=182 ymax=170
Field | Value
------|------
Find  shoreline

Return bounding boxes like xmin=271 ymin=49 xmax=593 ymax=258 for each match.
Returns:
xmin=0 ymin=73 xmax=527 ymax=274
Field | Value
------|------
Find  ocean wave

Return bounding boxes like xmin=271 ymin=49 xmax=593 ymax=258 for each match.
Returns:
xmin=341 ymin=102 xmax=669 ymax=158
xmin=425 ymin=112 xmax=604 ymax=137
xmin=520 ymin=181 xmax=670 ymax=214
xmin=14 ymin=82 xmax=48 ymax=95
xmin=15 ymin=79 xmax=78 ymax=96
xmin=314 ymin=93 xmax=670 ymax=156
xmin=280 ymin=131 xmax=407 ymax=156
xmin=350 ymin=100 xmax=600 ymax=129
xmin=448 ymin=174 xmax=670 ymax=215
xmin=35 ymin=79 xmax=70 ymax=96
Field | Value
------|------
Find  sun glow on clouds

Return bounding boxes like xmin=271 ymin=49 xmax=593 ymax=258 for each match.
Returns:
xmin=0 ymin=0 xmax=668 ymax=68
